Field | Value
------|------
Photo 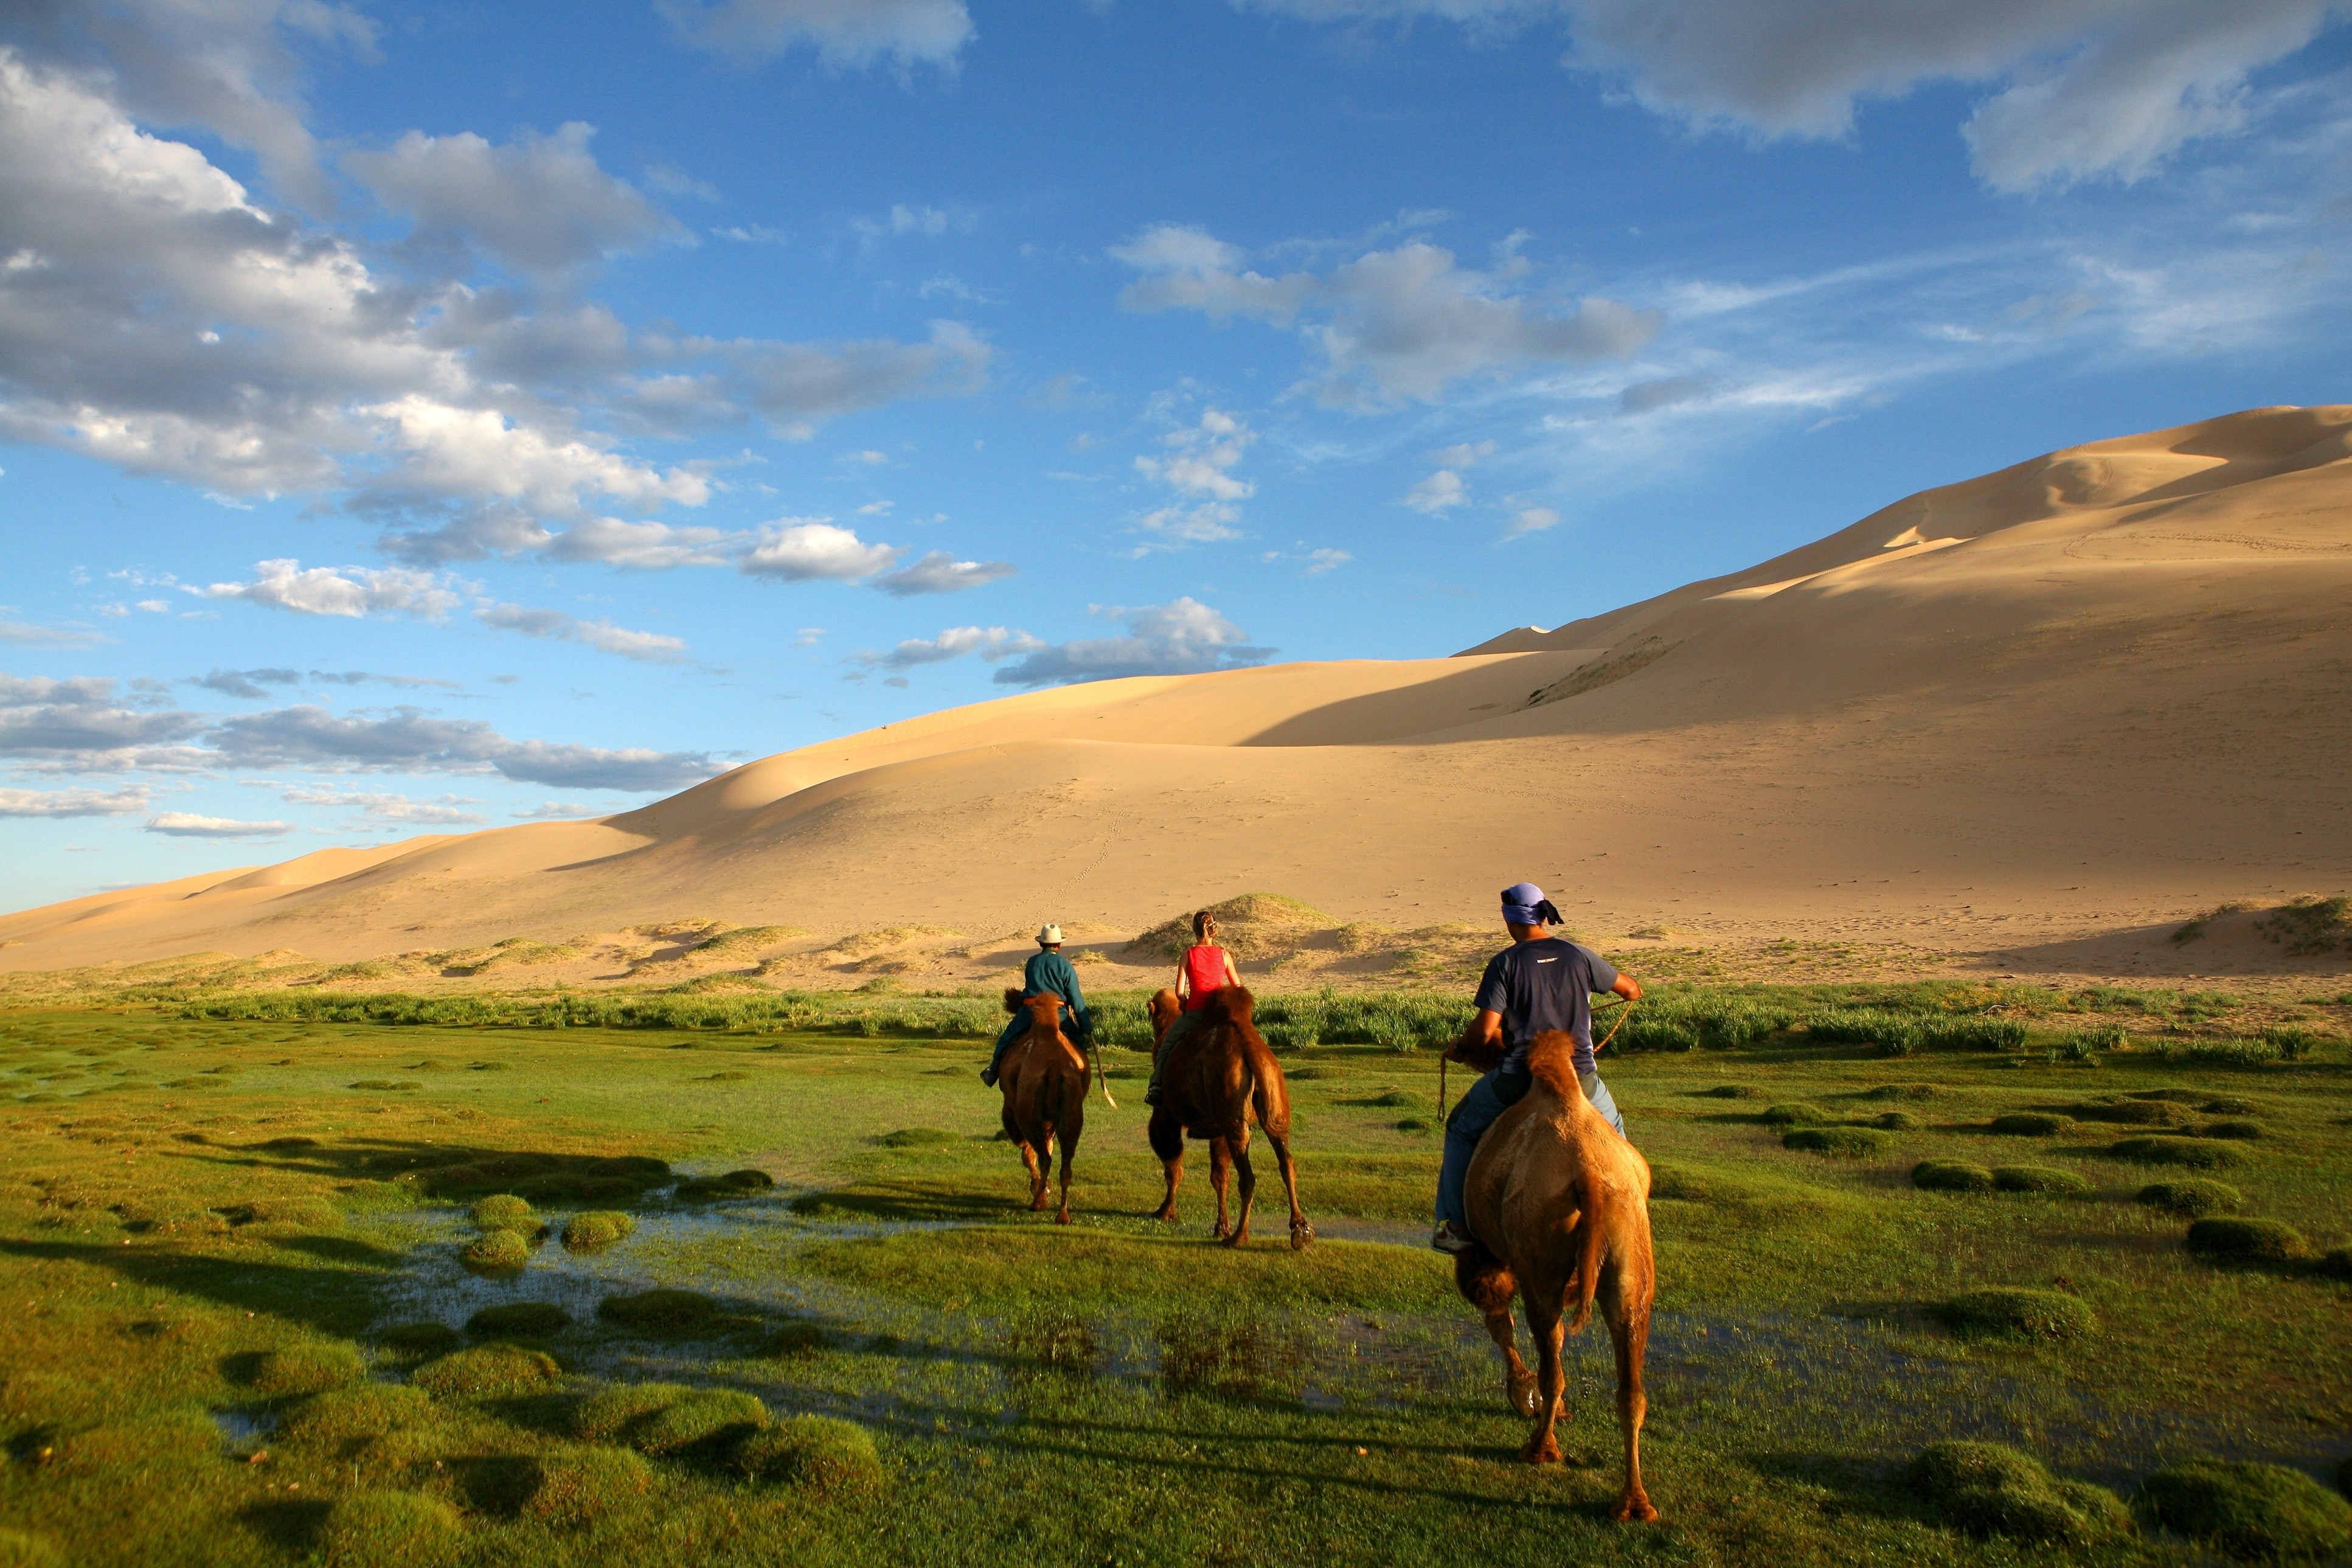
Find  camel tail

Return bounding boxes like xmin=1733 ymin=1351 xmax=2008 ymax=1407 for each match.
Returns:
xmin=1002 ymin=987 xmax=1027 ymax=1015
xmin=1567 ymin=1169 xmax=1606 ymax=1335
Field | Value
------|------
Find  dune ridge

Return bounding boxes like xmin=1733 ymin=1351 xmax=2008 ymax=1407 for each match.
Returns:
xmin=5 ymin=404 xmax=2348 ymax=982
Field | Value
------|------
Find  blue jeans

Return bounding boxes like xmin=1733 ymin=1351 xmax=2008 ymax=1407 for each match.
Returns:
xmin=1435 ymin=1067 xmax=1625 ymax=1228
xmin=990 ymin=1002 xmax=1080 ymax=1072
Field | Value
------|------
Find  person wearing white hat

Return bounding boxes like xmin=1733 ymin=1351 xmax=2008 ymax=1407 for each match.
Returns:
xmin=981 ymin=923 xmax=1092 ymax=1087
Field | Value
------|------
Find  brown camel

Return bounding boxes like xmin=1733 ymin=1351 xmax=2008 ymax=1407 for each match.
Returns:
xmin=1454 ymin=1029 xmax=1657 ymax=1522
xmin=999 ymin=990 xmax=1088 ymax=1224
xmin=1146 ymin=987 xmax=1312 ymax=1249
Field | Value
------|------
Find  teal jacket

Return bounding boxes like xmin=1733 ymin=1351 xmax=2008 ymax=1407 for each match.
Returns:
xmin=1023 ymin=949 xmax=1089 ymax=1033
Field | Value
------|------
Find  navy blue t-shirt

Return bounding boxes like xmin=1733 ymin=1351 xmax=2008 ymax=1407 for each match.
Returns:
xmin=1473 ymin=938 xmax=1620 ymax=1077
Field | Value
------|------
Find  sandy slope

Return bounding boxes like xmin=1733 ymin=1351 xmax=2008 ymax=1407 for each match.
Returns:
xmin=5 ymin=404 xmax=2348 ymax=982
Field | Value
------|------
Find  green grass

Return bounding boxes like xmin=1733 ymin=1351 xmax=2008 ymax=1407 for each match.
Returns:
xmin=0 ymin=987 xmax=2345 ymax=1566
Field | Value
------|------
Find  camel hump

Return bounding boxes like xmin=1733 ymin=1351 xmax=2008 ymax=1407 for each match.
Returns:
xmin=1210 ymin=985 xmax=1255 ymax=1027
xmin=1002 ymin=987 xmax=1027 ymax=1015
xmin=1526 ymin=1031 xmax=1583 ymax=1101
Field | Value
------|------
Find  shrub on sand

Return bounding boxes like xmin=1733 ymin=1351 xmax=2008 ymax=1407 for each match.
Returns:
xmin=1913 ymin=1160 xmax=1994 ymax=1193
xmin=460 ymin=1230 xmax=530 ymax=1272
xmin=1989 ymin=1113 xmax=2072 ymax=1136
xmin=1935 ymin=1288 xmax=2094 ymax=1342
xmin=380 ymin=1322 xmax=464 ymax=1358
xmin=733 ymin=1415 xmax=886 ymax=1494
xmin=1992 ymin=1166 xmax=2088 ymax=1195
xmin=470 ymin=1194 xmax=534 ymax=1230
xmin=319 ymin=1490 xmax=461 ymax=1568
xmin=1760 ymin=1103 xmax=1828 ymax=1125
xmin=561 ymin=1210 xmax=636 ymax=1252
xmin=524 ymin=1446 xmax=654 ymax=1527
xmin=246 ymin=1342 xmax=366 ymax=1397
xmin=413 ymin=1344 xmax=561 ymax=1400
xmin=2137 ymin=1460 xmax=2352 ymax=1563
xmin=1783 ymin=1126 xmax=1889 ymax=1157
xmin=2112 ymin=1136 xmax=2243 ymax=1169
xmin=2185 ymin=1218 xmax=2314 ymax=1264
xmin=2136 ymin=1180 xmax=2242 ymax=1217
xmin=467 ymin=1302 xmax=571 ymax=1340
xmin=1909 ymin=1440 xmax=2131 ymax=1543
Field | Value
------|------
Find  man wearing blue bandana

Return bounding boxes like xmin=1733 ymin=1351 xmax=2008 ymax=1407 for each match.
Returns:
xmin=1430 ymin=882 xmax=1640 ymax=1257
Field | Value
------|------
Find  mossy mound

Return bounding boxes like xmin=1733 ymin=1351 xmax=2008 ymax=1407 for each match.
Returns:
xmin=2137 ymin=1460 xmax=2352 ymax=1563
xmin=2185 ymin=1218 xmax=2314 ymax=1264
xmin=2073 ymin=1098 xmax=2190 ymax=1126
xmin=2202 ymin=1097 xmax=2256 ymax=1115
xmin=1366 ymin=1090 xmax=1417 ymax=1108
xmin=2136 ymin=1179 xmax=2243 ymax=1216
xmin=561 ymin=1210 xmax=636 ymax=1252
xmin=1913 ymin=1160 xmax=1996 ymax=1193
xmin=1783 ymin=1126 xmax=1889 ymax=1157
xmin=241 ymin=1196 xmax=339 ymax=1227
xmin=380 ymin=1322 xmax=464 ymax=1358
xmin=1701 ymin=1084 xmax=1765 ymax=1099
xmin=524 ymin=1445 xmax=654 ymax=1527
xmin=1992 ymin=1165 xmax=2087 ymax=1195
xmin=2112 ymin=1136 xmax=2244 ymax=1169
xmin=596 ymin=1288 xmax=737 ymax=1334
xmin=571 ymin=1382 xmax=768 ymax=1455
xmin=1871 ymin=1110 xmax=1920 ymax=1129
xmin=460 ymin=1229 xmax=530 ymax=1272
xmin=470 ymin=1194 xmax=534 ymax=1230
xmin=2200 ymin=1120 xmax=2264 ymax=1140
xmin=1909 ymin=1440 xmax=2131 ymax=1543
xmin=0 ymin=1528 xmax=66 ymax=1567
xmin=320 ymin=1489 xmax=461 ymax=1567
xmin=1760 ymin=1103 xmax=1829 ymax=1126
xmin=1863 ymin=1083 xmax=1947 ymax=1100
xmin=1989 ymin=1112 xmax=2072 ymax=1136
xmin=761 ymin=1322 xmax=826 ymax=1358
xmin=674 ymin=1168 xmax=775 ymax=1201
xmin=1648 ymin=1166 xmax=1752 ymax=1204
xmin=413 ymin=1343 xmax=562 ymax=1400
xmin=733 ymin=1415 xmax=886 ymax=1494
xmin=1125 ymin=893 xmax=1339 ymax=960
xmin=467 ymin=1302 xmax=571 ymax=1340
xmin=875 ymin=1128 xmax=960 ymax=1148
xmin=280 ymin=1384 xmax=434 ymax=1448
xmin=1935 ymin=1288 xmax=2094 ymax=1342
xmin=246 ymin=1342 xmax=366 ymax=1397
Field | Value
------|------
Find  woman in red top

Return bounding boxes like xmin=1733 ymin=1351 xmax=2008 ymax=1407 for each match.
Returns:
xmin=1147 ymin=910 xmax=1240 ymax=1105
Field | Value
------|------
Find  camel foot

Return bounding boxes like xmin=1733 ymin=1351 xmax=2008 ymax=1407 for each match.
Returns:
xmin=1519 ymin=1434 xmax=1563 ymax=1465
xmin=1223 ymin=1227 xmax=1251 ymax=1248
xmin=1153 ymin=1204 xmax=1178 ymax=1223
xmin=1054 ymin=1209 xmax=1071 ymax=1226
xmin=1210 ymin=1222 xmax=1230 ymax=1240
xmin=1029 ymin=1196 xmax=1049 ymax=1212
xmin=1613 ymin=1494 xmax=1659 ymax=1524
xmin=1288 ymin=1220 xmax=1314 ymax=1251
xmin=1505 ymin=1370 xmax=1540 ymax=1418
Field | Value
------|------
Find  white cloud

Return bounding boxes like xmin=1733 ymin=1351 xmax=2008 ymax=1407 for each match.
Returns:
xmin=144 ymin=810 xmax=290 ymax=838
xmin=851 ymin=203 xmax=964 ymax=245
xmin=859 ymin=625 xmax=1044 ymax=670
xmin=1238 ymin=0 xmax=2342 ymax=192
xmin=278 ymin=785 xmax=485 ymax=824
xmin=0 ymin=785 xmax=148 ymax=817
xmin=1617 ymin=373 xmax=1715 ymax=414
xmin=0 ymin=673 xmax=210 ymax=769
xmin=869 ymin=550 xmax=1017 ymax=597
xmin=1302 ymin=547 xmax=1351 ymax=575
xmin=739 ymin=519 xmax=902 ymax=581
xmin=1137 ymin=407 xmax=1257 ymax=501
xmin=475 ymin=603 xmax=690 ymax=664
xmin=512 ymin=800 xmax=610 ymax=820
xmin=1401 ymin=468 xmax=1467 ymax=512
xmin=0 ymin=620 xmax=108 ymax=648
xmin=1114 ymin=227 xmax=1660 ymax=403
xmin=658 ymin=0 xmax=975 ymax=69
xmin=1136 ymin=503 xmax=1243 ymax=545
xmin=991 ymin=598 xmax=1275 ymax=686
xmin=209 ymin=706 xmax=718 ymax=791
xmin=195 ymin=560 xmax=465 ymax=619
xmin=1434 ymin=440 xmax=1496 ymax=467
xmin=345 ymin=123 xmax=675 ymax=274
xmin=1507 ymin=505 xmax=1561 ymax=535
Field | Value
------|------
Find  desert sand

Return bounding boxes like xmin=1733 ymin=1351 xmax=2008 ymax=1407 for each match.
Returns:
xmin=5 ymin=404 xmax=2348 ymax=987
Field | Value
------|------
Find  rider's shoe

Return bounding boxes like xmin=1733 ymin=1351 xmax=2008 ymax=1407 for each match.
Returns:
xmin=978 ymin=1067 xmax=997 ymax=1088
xmin=1142 ymin=1086 xmax=1160 ymax=1106
xmin=1429 ymin=1219 xmax=1474 ymax=1256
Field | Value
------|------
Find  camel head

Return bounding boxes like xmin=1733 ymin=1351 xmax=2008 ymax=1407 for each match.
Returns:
xmin=1022 ymin=991 xmax=1066 ymax=1042
xmin=1148 ymin=988 xmax=1182 ymax=1043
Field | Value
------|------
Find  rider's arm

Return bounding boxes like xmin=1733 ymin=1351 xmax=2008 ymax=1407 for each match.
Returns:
xmin=1221 ymin=951 xmax=1240 ymax=988
xmin=1612 ymin=974 xmax=1641 ymax=1002
xmin=1448 ymin=1008 xmax=1506 ymax=1070
xmin=1174 ymin=958 xmax=1190 ymax=1000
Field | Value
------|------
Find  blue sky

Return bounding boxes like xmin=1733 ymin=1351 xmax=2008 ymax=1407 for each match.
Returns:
xmin=4 ymin=0 xmax=2349 ymax=909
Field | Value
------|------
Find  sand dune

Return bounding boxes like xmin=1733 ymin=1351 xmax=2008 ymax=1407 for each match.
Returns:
xmin=6 ymin=404 xmax=2348 ymax=982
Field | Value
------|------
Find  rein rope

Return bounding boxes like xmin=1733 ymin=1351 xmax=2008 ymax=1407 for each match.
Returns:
xmin=1592 ymin=995 xmax=1635 ymax=1055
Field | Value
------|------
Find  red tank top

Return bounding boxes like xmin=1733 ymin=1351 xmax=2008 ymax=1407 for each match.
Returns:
xmin=1182 ymin=945 xmax=1225 ymax=1011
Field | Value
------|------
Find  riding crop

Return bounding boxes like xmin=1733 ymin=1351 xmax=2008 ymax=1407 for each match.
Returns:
xmin=1089 ymin=1041 xmax=1118 ymax=1109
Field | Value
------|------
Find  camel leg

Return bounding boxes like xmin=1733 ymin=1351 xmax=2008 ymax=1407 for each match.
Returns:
xmin=1456 ymin=1252 xmax=1537 ymax=1416
xmin=1256 ymin=1122 xmax=1313 ymax=1251
xmin=1518 ymin=1297 xmax=1566 ymax=1465
xmin=1026 ymin=1131 xmax=1050 ymax=1212
xmin=1603 ymin=1262 xmax=1657 ymax=1522
xmin=1054 ymin=1119 xmax=1078 ymax=1226
xmin=1224 ymin=1126 xmax=1257 ymax=1249
xmin=1016 ymin=1136 xmax=1043 ymax=1210
xmin=1207 ymin=1139 xmax=1232 ymax=1240
xmin=1150 ymin=1110 xmax=1183 ymax=1223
